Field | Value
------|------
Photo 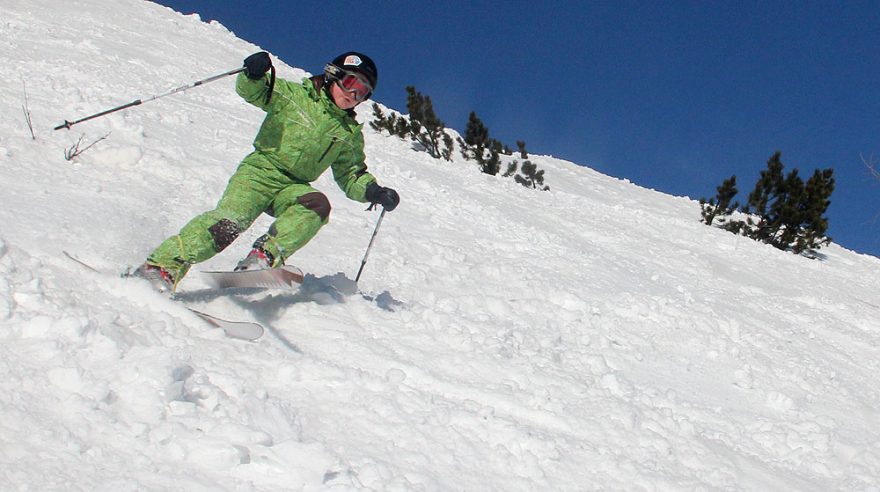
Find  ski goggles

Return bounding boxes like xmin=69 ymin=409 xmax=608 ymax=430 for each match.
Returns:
xmin=337 ymin=71 xmax=373 ymax=101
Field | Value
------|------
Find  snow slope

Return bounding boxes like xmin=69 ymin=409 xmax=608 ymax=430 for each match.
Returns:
xmin=1 ymin=1 xmax=879 ymax=490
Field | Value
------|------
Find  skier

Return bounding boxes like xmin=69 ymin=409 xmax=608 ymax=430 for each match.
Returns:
xmin=133 ymin=51 xmax=399 ymax=291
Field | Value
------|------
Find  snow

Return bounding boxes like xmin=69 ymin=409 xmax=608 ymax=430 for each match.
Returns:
xmin=1 ymin=0 xmax=880 ymax=490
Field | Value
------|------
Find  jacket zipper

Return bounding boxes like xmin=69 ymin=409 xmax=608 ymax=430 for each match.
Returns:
xmin=319 ymin=139 xmax=337 ymax=163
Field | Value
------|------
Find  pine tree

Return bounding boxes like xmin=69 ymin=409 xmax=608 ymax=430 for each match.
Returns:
xmin=369 ymin=103 xmax=391 ymax=133
xmin=709 ymin=151 xmax=836 ymax=255
xmin=441 ymin=133 xmax=454 ymax=161
xmin=458 ymin=111 xmax=490 ymax=165
xmin=794 ymin=168 xmax=835 ymax=254
xmin=699 ymin=175 xmax=739 ymax=226
xmin=515 ymin=160 xmax=549 ymax=190
xmin=371 ymin=93 xmax=452 ymax=161
xmin=405 ymin=86 xmax=450 ymax=160
xmin=369 ymin=103 xmax=408 ymax=137
xmin=483 ymin=139 xmax=502 ymax=175
xmin=393 ymin=116 xmax=410 ymax=139
xmin=743 ymin=151 xmax=785 ymax=243
xmin=504 ymin=161 xmax=518 ymax=178
xmin=516 ymin=140 xmax=528 ymax=159
xmin=772 ymin=168 xmax=806 ymax=250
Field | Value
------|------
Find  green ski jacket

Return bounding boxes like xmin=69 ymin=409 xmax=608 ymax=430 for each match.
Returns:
xmin=235 ymin=72 xmax=375 ymax=201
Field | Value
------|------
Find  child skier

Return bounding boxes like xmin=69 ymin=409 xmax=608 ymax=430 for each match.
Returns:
xmin=133 ymin=51 xmax=399 ymax=291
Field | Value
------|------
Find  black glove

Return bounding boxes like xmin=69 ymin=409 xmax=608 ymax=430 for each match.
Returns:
xmin=365 ymin=182 xmax=400 ymax=212
xmin=243 ymin=52 xmax=272 ymax=80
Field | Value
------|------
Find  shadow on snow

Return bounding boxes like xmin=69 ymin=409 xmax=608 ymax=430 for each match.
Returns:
xmin=175 ymin=272 xmax=405 ymax=351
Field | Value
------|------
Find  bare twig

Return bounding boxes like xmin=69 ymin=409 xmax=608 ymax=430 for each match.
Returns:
xmin=862 ymin=153 xmax=880 ymax=180
xmin=64 ymin=132 xmax=111 ymax=161
xmin=860 ymin=153 xmax=880 ymax=226
xmin=64 ymin=135 xmax=86 ymax=160
xmin=22 ymin=81 xmax=35 ymax=140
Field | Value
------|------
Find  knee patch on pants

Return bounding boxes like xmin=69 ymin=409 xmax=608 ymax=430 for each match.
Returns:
xmin=296 ymin=192 xmax=331 ymax=221
xmin=208 ymin=218 xmax=241 ymax=251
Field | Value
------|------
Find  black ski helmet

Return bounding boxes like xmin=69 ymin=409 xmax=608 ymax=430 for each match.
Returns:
xmin=325 ymin=51 xmax=378 ymax=90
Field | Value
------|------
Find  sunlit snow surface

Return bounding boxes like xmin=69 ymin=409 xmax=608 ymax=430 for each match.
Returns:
xmin=1 ymin=1 xmax=879 ymax=490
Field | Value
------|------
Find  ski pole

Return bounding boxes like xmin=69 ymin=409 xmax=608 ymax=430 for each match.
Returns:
xmin=54 ymin=67 xmax=246 ymax=131
xmin=355 ymin=208 xmax=387 ymax=283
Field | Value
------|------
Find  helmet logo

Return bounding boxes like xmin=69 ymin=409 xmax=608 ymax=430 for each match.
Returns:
xmin=343 ymin=55 xmax=363 ymax=67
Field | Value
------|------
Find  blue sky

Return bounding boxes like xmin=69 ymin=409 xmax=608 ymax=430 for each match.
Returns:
xmin=154 ymin=0 xmax=880 ymax=258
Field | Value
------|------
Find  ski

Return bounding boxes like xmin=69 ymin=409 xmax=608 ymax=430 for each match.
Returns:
xmin=187 ymin=308 xmax=263 ymax=341
xmin=201 ymin=265 xmax=305 ymax=290
xmin=62 ymin=251 xmax=265 ymax=341
xmin=63 ymin=250 xmax=101 ymax=273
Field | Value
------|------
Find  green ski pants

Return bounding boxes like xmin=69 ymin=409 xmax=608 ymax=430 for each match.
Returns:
xmin=147 ymin=152 xmax=330 ymax=282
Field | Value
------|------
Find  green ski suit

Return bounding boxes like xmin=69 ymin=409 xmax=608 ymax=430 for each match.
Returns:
xmin=146 ymin=71 xmax=377 ymax=286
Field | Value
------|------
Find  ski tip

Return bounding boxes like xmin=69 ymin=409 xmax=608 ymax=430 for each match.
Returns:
xmin=188 ymin=308 xmax=264 ymax=341
xmin=63 ymin=250 xmax=101 ymax=273
xmin=281 ymin=265 xmax=305 ymax=284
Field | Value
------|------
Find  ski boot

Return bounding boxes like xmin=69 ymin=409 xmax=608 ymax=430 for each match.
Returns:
xmin=130 ymin=263 xmax=175 ymax=293
xmin=234 ymin=248 xmax=273 ymax=272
